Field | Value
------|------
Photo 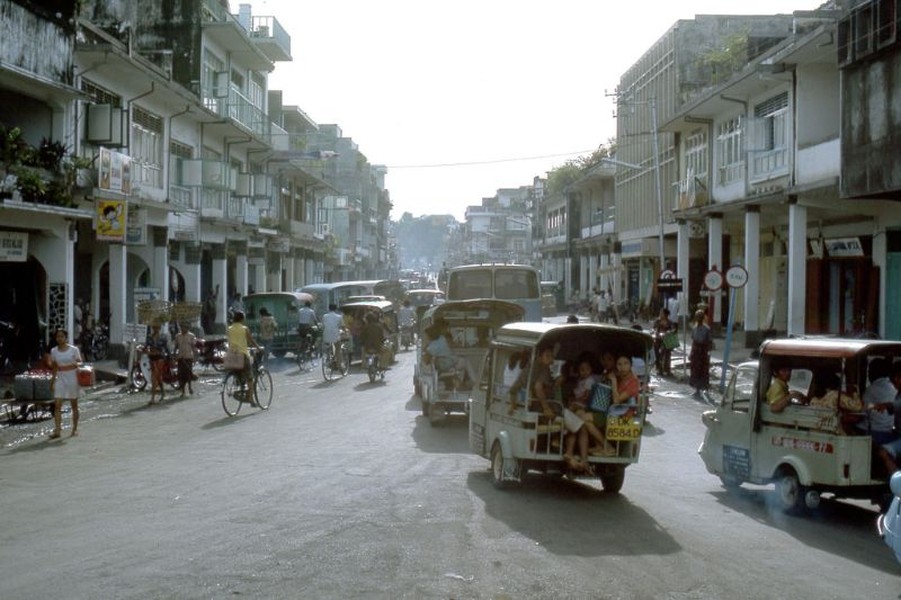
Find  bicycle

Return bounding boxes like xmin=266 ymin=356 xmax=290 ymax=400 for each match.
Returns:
xmin=321 ymin=335 xmax=351 ymax=381
xmin=296 ymin=325 xmax=320 ymax=371
xmin=221 ymin=348 xmax=273 ymax=416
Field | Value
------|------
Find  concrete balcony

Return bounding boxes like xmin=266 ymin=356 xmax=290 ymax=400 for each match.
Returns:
xmin=249 ymin=16 xmax=291 ymax=62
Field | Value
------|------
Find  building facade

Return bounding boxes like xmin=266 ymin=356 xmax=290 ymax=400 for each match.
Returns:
xmin=0 ymin=0 xmax=391 ymax=362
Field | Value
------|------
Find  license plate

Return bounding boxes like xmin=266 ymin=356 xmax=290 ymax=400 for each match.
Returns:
xmin=606 ymin=415 xmax=641 ymax=441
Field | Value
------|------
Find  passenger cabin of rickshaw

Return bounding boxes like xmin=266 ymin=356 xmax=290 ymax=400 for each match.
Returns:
xmin=469 ymin=322 xmax=653 ymax=490
xmin=340 ymin=300 xmax=399 ymax=360
xmin=417 ymin=299 xmax=524 ymax=426
xmin=701 ymin=337 xmax=901 ymax=512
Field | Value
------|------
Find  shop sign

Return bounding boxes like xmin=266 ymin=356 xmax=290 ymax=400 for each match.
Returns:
xmin=0 ymin=231 xmax=27 ymax=262
xmin=824 ymin=237 xmax=864 ymax=258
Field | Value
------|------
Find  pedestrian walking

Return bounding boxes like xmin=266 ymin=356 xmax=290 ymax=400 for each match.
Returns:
xmin=258 ymin=307 xmax=278 ymax=361
xmin=652 ymin=308 xmax=677 ymax=376
xmin=689 ymin=309 xmax=713 ymax=400
xmin=49 ymin=329 xmax=82 ymax=439
xmin=201 ymin=284 xmax=219 ymax=334
xmin=174 ymin=323 xmax=197 ymax=397
xmin=596 ymin=291 xmax=609 ymax=323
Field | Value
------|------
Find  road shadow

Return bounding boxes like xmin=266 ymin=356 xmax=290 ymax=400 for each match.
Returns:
xmin=709 ymin=487 xmax=899 ymax=574
xmin=410 ymin=413 xmax=477 ymax=454
xmin=200 ymin=412 xmax=259 ymax=430
xmin=467 ymin=470 xmax=681 ymax=558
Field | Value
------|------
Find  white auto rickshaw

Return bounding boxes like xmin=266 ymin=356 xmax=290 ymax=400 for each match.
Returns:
xmin=415 ymin=299 xmax=524 ymax=425
xmin=699 ymin=337 xmax=899 ymax=513
xmin=469 ymin=322 xmax=653 ymax=493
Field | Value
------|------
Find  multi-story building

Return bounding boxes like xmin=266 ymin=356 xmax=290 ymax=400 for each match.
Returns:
xmin=613 ymin=13 xmax=797 ymax=319
xmin=837 ymin=0 xmax=901 ymax=340
xmin=0 ymin=0 xmax=390 ymax=361
xmin=660 ymin=2 xmax=901 ymax=343
xmin=461 ymin=187 xmax=532 ymax=266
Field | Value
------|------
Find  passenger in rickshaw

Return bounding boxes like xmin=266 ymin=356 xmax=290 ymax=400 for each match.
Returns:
xmin=508 ymin=342 xmax=561 ymax=421
xmin=504 ymin=351 xmax=529 ymax=413
xmin=424 ymin=322 xmax=476 ymax=389
xmin=808 ymin=372 xmax=864 ymax=434
xmin=563 ymin=353 xmax=617 ymax=471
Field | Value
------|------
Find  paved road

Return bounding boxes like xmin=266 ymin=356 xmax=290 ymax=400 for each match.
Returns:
xmin=0 ymin=349 xmax=898 ymax=599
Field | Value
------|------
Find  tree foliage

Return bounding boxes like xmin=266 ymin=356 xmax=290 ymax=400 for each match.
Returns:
xmin=545 ymin=140 xmax=615 ymax=195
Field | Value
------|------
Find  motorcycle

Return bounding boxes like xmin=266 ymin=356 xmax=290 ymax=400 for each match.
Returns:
xmin=365 ymin=352 xmax=387 ymax=383
xmin=194 ymin=336 xmax=227 ymax=372
xmin=365 ymin=340 xmax=391 ymax=383
xmin=80 ymin=321 xmax=110 ymax=362
xmin=400 ymin=324 xmax=415 ymax=351
xmin=129 ymin=345 xmax=180 ymax=391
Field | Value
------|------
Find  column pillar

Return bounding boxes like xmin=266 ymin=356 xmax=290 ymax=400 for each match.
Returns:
xmin=787 ymin=200 xmax=807 ymax=337
xmin=108 ymin=243 xmax=128 ymax=347
xmin=708 ymin=214 xmax=724 ymax=327
xmin=152 ymin=226 xmax=170 ymax=304
xmin=284 ymin=255 xmax=296 ymax=292
xmin=677 ymin=220 xmax=691 ymax=324
xmin=744 ymin=208 xmax=761 ymax=343
xmin=183 ymin=244 xmax=203 ymax=303
xmin=211 ymin=243 xmax=227 ymax=331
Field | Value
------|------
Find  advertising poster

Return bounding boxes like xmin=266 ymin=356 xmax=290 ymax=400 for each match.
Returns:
xmin=98 ymin=147 xmax=132 ymax=195
xmin=96 ymin=199 xmax=127 ymax=242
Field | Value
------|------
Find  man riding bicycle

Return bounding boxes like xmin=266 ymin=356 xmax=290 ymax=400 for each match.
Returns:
xmin=320 ymin=303 xmax=345 ymax=357
xmin=297 ymin=300 xmax=319 ymax=357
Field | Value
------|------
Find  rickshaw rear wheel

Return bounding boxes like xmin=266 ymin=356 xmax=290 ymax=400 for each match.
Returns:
xmin=600 ymin=466 xmax=625 ymax=494
xmin=490 ymin=442 xmax=518 ymax=489
xmin=773 ymin=469 xmax=806 ymax=513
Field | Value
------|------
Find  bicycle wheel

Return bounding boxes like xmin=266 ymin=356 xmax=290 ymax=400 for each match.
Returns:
xmin=221 ymin=372 xmax=243 ymax=417
xmin=130 ymin=363 xmax=147 ymax=391
xmin=339 ymin=344 xmax=350 ymax=377
xmin=254 ymin=367 xmax=273 ymax=410
xmin=322 ymin=347 xmax=336 ymax=381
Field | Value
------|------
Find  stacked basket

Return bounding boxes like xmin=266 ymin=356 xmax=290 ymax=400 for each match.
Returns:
xmin=136 ymin=299 xmax=172 ymax=325
xmin=171 ymin=302 xmax=203 ymax=325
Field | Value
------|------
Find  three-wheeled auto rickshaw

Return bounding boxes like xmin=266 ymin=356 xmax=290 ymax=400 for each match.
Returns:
xmin=469 ymin=322 xmax=653 ymax=493
xmin=243 ymin=291 xmax=315 ymax=358
xmin=415 ymin=299 xmax=524 ymax=425
xmin=340 ymin=300 xmax=399 ymax=364
xmin=699 ymin=337 xmax=900 ymax=513
xmin=404 ymin=288 xmax=446 ymax=326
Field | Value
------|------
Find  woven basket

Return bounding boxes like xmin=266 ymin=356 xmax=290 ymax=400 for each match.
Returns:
xmin=171 ymin=301 xmax=203 ymax=322
xmin=137 ymin=299 xmax=172 ymax=325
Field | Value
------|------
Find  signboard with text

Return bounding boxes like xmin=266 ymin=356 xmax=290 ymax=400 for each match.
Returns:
xmin=0 ymin=231 xmax=27 ymax=262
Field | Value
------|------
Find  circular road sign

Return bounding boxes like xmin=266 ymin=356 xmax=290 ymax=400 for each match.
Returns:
xmin=725 ymin=265 xmax=749 ymax=288
xmin=703 ymin=269 xmax=723 ymax=291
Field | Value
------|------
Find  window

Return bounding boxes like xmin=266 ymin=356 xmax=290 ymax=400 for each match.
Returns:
xmin=716 ymin=117 xmax=744 ymax=185
xmin=131 ymin=106 xmax=163 ymax=189
xmin=202 ymin=50 xmax=226 ymax=111
xmin=748 ymin=92 xmax=789 ymax=181
xmin=684 ymin=129 xmax=708 ymax=180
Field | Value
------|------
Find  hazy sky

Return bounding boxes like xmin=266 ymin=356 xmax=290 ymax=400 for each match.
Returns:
xmin=255 ymin=0 xmax=819 ymax=221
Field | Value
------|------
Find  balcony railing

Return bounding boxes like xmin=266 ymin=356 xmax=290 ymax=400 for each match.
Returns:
xmin=672 ymin=175 xmax=709 ymax=211
xmin=249 ymin=16 xmax=291 ymax=62
xmin=749 ymin=148 xmax=789 ymax=183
